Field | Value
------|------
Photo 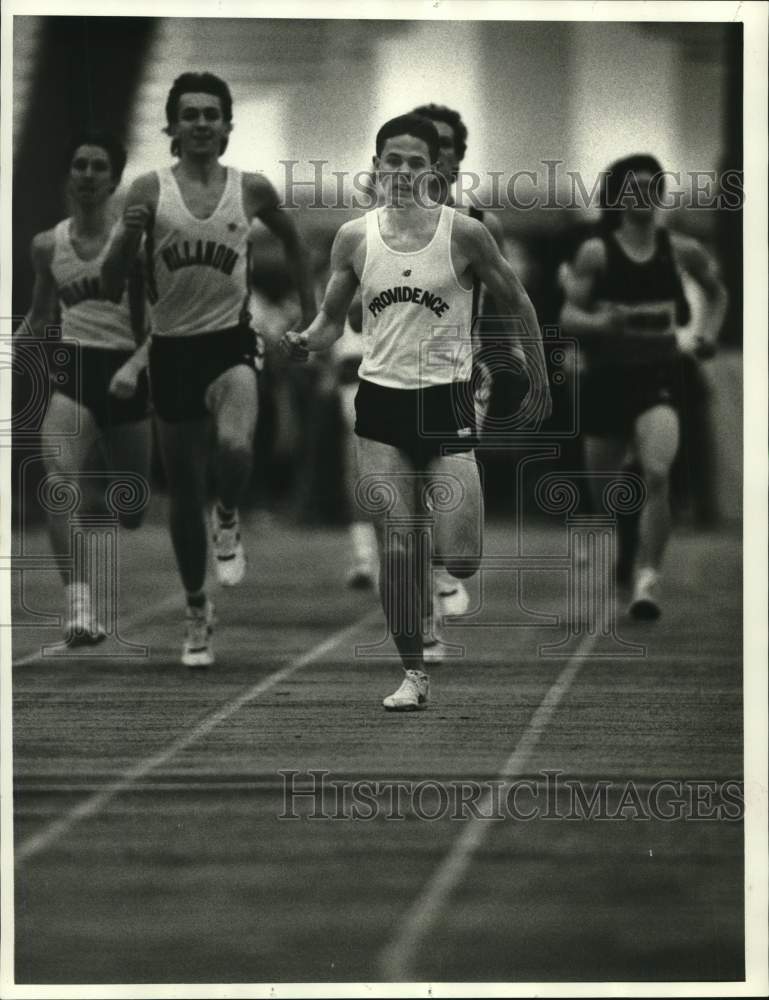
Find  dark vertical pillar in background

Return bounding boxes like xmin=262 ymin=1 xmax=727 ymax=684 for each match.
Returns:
xmin=12 ymin=16 xmax=157 ymax=318
xmin=717 ymin=22 xmax=743 ymax=346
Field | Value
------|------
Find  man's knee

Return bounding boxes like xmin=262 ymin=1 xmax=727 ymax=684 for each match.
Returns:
xmin=42 ymin=456 xmax=66 ymax=488
xmin=42 ymin=447 xmax=77 ymax=478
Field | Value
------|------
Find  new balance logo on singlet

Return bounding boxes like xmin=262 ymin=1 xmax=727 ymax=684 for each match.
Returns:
xmin=367 ymin=285 xmax=451 ymax=319
xmin=160 ymin=240 xmax=239 ymax=276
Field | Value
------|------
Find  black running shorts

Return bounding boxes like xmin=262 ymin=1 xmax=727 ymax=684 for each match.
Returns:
xmin=580 ymin=361 xmax=682 ymax=437
xmin=149 ymin=325 xmax=264 ymax=423
xmin=354 ymin=378 xmax=477 ymax=467
xmin=49 ymin=344 xmax=150 ymax=428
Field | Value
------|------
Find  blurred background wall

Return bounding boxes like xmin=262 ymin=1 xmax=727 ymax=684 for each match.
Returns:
xmin=11 ymin=15 xmax=743 ymax=523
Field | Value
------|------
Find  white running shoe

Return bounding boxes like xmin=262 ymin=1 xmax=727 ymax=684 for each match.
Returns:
xmin=383 ymin=669 xmax=430 ymax=711
xmin=629 ymin=567 xmax=661 ymax=621
xmin=182 ymin=600 xmax=215 ymax=668
xmin=212 ymin=506 xmax=246 ymax=586
xmin=64 ymin=618 xmax=106 ymax=646
xmin=64 ymin=587 xmax=106 ymax=646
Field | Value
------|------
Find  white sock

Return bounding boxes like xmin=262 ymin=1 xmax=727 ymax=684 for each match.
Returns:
xmin=635 ymin=566 xmax=659 ymax=590
xmin=65 ymin=581 xmax=89 ymax=610
xmin=433 ymin=565 xmax=457 ymax=594
xmin=350 ymin=522 xmax=376 ymax=564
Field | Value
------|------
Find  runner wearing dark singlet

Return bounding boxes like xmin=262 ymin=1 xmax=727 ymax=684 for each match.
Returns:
xmin=560 ymin=154 xmax=727 ymax=618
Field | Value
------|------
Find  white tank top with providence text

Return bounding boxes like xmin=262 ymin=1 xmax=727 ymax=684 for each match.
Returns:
xmin=50 ymin=219 xmax=134 ymax=350
xmin=147 ymin=166 xmax=251 ymax=337
xmin=359 ymin=205 xmax=473 ymax=389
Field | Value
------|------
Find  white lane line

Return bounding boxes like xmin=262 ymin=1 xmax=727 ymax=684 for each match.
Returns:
xmin=377 ymin=630 xmax=598 ymax=982
xmin=16 ymin=610 xmax=377 ymax=863
xmin=11 ymin=592 xmax=182 ymax=667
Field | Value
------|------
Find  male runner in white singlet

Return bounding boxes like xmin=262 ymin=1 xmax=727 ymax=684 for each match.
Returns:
xmin=343 ymin=105 xmax=528 ymax=655
xmin=22 ymin=131 xmax=151 ymax=643
xmin=103 ymin=72 xmax=316 ymax=667
xmin=283 ymin=114 xmax=551 ymax=710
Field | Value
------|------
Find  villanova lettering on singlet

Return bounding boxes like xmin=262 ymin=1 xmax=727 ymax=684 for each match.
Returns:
xmin=58 ymin=276 xmax=104 ymax=307
xmin=160 ymin=239 xmax=239 ymax=276
xmin=367 ymin=285 xmax=450 ymax=319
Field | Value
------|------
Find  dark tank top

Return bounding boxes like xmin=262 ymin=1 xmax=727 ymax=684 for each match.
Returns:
xmin=589 ymin=227 xmax=690 ymax=370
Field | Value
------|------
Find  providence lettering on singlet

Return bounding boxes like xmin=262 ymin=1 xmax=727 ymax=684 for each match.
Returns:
xmin=367 ymin=284 xmax=451 ymax=318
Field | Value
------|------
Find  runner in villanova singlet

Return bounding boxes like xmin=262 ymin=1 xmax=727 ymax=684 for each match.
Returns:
xmin=102 ymin=71 xmax=316 ymax=668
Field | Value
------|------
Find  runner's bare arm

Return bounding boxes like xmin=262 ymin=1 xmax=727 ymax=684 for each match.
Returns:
xmin=481 ymin=211 xmax=507 ymax=255
xmin=473 ymin=214 xmax=534 ymax=342
xmin=246 ymin=174 xmax=317 ymax=328
xmin=282 ymin=222 xmax=361 ymax=358
xmin=109 ymin=340 xmax=149 ymax=400
xmin=110 ymin=256 xmax=150 ymax=399
xmin=347 ymin=290 xmax=363 ymax=333
xmin=22 ymin=232 xmax=58 ymax=337
xmin=462 ymin=217 xmax=552 ymax=418
xmin=558 ymin=238 xmax=624 ymax=339
xmin=127 ymin=256 xmax=149 ymax=346
xmin=101 ymin=173 xmax=158 ymax=302
xmin=671 ymin=233 xmax=728 ymax=344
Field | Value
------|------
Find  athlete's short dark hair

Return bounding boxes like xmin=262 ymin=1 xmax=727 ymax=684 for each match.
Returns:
xmin=164 ymin=72 xmax=233 ymax=155
xmin=67 ymin=129 xmax=127 ymax=185
xmin=375 ymin=114 xmax=440 ymax=165
xmin=601 ymin=153 xmax=665 ymax=228
xmin=410 ymin=104 xmax=468 ymax=162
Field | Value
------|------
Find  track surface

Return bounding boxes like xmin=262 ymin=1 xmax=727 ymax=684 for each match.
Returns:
xmin=11 ymin=511 xmax=743 ymax=984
